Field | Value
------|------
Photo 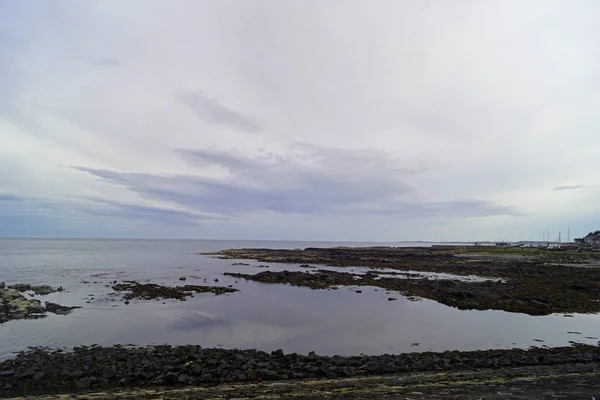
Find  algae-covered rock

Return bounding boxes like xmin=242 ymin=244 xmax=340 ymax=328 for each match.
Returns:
xmin=0 ymin=289 xmax=46 ymax=322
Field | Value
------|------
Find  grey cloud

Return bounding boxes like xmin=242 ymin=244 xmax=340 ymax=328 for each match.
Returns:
xmin=74 ymin=145 xmax=520 ymax=219
xmin=553 ymin=185 xmax=586 ymax=191
xmin=0 ymin=190 xmax=203 ymax=226
xmin=84 ymin=201 xmax=200 ymax=225
xmin=179 ymin=91 xmax=261 ymax=133
xmin=0 ymin=194 xmax=24 ymax=202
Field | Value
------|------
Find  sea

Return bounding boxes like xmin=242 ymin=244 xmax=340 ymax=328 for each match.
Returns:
xmin=1 ymin=238 xmax=599 ymax=360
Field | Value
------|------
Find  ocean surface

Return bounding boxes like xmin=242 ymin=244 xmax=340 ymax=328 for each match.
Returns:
xmin=1 ymin=238 xmax=599 ymax=360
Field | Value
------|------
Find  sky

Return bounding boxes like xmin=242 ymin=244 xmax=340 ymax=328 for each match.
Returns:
xmin=1 ymin=0 xmax=599 ymax=242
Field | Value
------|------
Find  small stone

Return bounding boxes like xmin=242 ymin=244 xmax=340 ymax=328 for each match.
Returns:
xmin=179 ymin=277 xmax=186 ymax=281
xmin=33 ymin=372 xmax=46 ymax=381
xmin=76 ymin=377 xmax=92 ymax=388
xmin=355 ymin=290 xmax=362 ymax=293
xmin=124 ymin=300 xmax=130 ymax=305
xmin=271 ymin=349 xmax=284 ymax=357
xmin=388 ymin=297 xmax=397 ymax=301
xmin=257 ymin=368 xmax=278 ymax=380
xmin=177 ymin=373 xmax=190 ymax=384
xmin=17 ymin=370 xmax=35 ymax=379
xmin=163 ymin=372 xmax=178 ymax=385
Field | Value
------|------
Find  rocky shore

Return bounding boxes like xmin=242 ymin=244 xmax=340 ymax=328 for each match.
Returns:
xmin=111 ymin=281 xmax=238 ymax=301
xmin=0 ymin=285 xmax=79 ymax=323
xmin=211 ymin=247 xmax=600 ymax=315
xmin=1 ymin=344 xmax=599 ymax=397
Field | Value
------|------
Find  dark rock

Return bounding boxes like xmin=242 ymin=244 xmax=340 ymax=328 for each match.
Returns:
xmin=10 ymin=283 xmax=32 ymax=292
xmin=45 ymin=302 xmax=81 ymax=315
xmin=33 ymin=372 xmax=46 ymax=381
xmin=111 ymin=281 xmax=237 ymax=301
xmin=355 ymin=290 xmax=362 ymax=293
xmin=163 ymin=372 xmax=178 ymax=385
xmin=388 ymin=297 xmax=397 ymax=301
xmin=177 ymin=373 xmax=190 ymax=384
xmin=191 ymin=364 xmax=203 ymax=376
xmin=124 ymin=300 xmax=130 ymax=305
xmin=179 ymin=277 xmax=186 ymax=281
xmin=76 ymin=377 xmax=91 ymax=388
xmin=271 ymin=349 xmax=284 ymax=358
xmin=200 ymin=373 xmax=213 ymax=381
xmin=17 ymin=370 xmax=35 ymax=379
xmin=257 ymin=368 xmax=278 ymax=380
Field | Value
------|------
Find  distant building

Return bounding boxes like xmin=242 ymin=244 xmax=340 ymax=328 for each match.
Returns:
xmin=575 ymin=231 xmax=600 ymax=248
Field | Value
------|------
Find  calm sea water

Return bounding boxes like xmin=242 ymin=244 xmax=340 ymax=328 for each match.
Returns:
xmin=0 ymin=238 xmax=598 ymax=360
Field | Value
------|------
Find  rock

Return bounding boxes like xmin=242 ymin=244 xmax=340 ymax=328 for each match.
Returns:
xmin=191 ymin=364 xmax=203 ymax=376
xmin=177 ymin=373 xmax=190 ymax=384
xmin=388 ymin=297 xmax=397 ymax=301
xmin=355 ymin=290 xmax=362 ymax=293
xmin=32 ymin=285 xmax=55 ymax=295
xmin=10 ymin=283 xmax=32 ymax=292
xmin=33 ymin=372 xmax=46 ymax=381
xmin=76 ymin=377 xmax=92 ymax=388
xmin=257 ymin=368 xmax=278 ymax=380
xmin=179 ymin=277 xmax=186 ymax=281
xmin=0 ymin=369 xmax=16 ymax=377
xmin=17 ymin=370 xmax=35 ymax=379
xmin=271 ymin=349 xmax=284 ymax=358
xmin=1 ymin=289 xmax=45 ymax=321
xmin=124 ymin=300 xmax=130 ymax=305
xmin=163 ymin=372 xmax=178 ymax=385
xmin=45 ymin=302 xmax=81 ymax=315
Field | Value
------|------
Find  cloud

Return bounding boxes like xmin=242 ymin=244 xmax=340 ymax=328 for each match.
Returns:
xmin=179 ymin=91 xmax=261 ymax=133
xmin=83 ymin=201 xmax=201 ymax=225
xmin=72 ymin=145 xmax=518 ymax=219
xmin=553 ymin=185 xmax=586 ymax=191
xmin=1 ymin=1 xmax=599 ymax=240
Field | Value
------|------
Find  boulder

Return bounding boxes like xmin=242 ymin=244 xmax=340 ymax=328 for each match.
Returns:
xmin=45 ymin=302 xmax=81 ymax=315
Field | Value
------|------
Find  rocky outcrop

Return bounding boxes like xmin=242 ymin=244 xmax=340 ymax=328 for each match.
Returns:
xmin=111 ymin=281 xmax=238 ymax=301
xmin=8 ymin=284 xmax=63 ymax=295
xmin=0 ymin=289 xmax=45 ymax=322
xmin=0 ymin=344 xmax=599 ymax=397
xmin=44 ymin=302 xmax=81 ymax=315
xmin=1 ymin=288 xmax=79 ymax=322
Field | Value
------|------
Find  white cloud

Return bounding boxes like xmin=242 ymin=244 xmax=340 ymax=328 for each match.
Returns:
xmin=1 ymin=0 xmax=599 ymax=240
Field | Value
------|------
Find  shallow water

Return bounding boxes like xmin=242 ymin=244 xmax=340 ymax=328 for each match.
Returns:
xmin=1 ymin=238 xmax=599 ymax=360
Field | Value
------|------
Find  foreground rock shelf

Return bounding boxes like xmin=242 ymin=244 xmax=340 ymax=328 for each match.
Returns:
xmin=1 ymin=344 xmax=599 ymax=397
xmin=212 ymin=246 xmax=600 ymax=315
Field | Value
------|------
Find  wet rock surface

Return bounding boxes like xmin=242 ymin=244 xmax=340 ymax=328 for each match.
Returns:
xmin=1 ymin=288 xmax=80 ymax=323
xmin=0 ymin=289 xmax=45 ymax=323
xmin=0 ymin=344 xmax=599 ymax=397
xmin=44 ymin=302 xmax=82 ymax=315
xmin=8 ymin=284 xmax=63 ymax=295
xmin=214 ymin=247 xmax=600 ymax=315
xmin=111 ymin=281 xmax=238 ymax=301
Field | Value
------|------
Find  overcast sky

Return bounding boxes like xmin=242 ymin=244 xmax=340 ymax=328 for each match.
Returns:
xmin=1 ymin=0 xmax=599 ymax=242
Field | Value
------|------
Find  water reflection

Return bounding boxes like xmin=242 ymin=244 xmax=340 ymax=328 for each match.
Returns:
xmin=1 ymin=239 xmax=599 ymax=360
